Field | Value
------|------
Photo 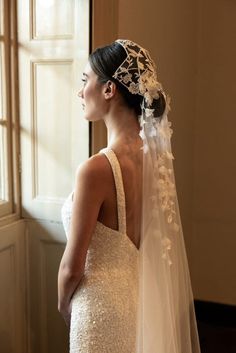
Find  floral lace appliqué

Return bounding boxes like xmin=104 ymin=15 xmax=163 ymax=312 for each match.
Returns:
xmin=113 ymin=39 xmax=179 ymax=266
xmin=140 ymin=113 xmax=180 ymax=266
xmin=113 ymin=40 xmax=163 ymax=109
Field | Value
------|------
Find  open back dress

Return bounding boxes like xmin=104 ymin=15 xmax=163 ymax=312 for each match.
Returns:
xmin=61 ymin=148 xmax=139 ymax=353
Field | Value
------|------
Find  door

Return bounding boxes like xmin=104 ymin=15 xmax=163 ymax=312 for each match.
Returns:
xmin=18 ymin=1 xmax=90 ymax=352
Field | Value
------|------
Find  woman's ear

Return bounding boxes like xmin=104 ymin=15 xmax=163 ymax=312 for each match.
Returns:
xmin=103 ymin=80 xmax=117 ymax=100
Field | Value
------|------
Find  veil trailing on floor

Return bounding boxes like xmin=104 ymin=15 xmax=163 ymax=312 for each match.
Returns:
xmin=113 ymin=39 xmax=201 ymax=353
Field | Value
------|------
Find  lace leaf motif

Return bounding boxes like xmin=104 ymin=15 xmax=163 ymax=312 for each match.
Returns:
xmin=140 ymin=117 xmax=180 ymax=266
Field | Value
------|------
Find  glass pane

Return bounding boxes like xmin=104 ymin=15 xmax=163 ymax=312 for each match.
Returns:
xmin=0 ymin=122 xmax=8 ymax=202
xmin=0 ymin=0 xmax=3 ymax=36
xmin=0 ymin=0 xmax=13 ymax=217
xmin=0 ymin=24 xmax=9 ymax=204
xmin=0 ymin=35 xmax=4 ymax=119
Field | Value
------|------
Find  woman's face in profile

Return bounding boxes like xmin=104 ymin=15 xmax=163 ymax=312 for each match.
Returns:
xmin=78 ymin=62 xmax=106 ymax=122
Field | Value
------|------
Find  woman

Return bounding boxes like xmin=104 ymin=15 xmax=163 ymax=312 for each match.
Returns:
xmin=58 ymin=39 xmax=201 ymax=353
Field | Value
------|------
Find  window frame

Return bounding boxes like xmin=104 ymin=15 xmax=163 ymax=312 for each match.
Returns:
xmin=0 ymin=0 xmax=20 ymax=226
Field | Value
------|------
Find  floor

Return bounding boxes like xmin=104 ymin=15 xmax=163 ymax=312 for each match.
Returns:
xmin=196 ymin=303 xmax=236 ymax=353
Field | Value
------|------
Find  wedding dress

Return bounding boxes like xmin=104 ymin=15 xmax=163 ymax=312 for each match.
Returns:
xmin=61 ymin=148 xmax=139 ymax=353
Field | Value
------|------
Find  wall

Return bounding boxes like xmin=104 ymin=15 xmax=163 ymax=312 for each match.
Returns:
xmin=193 ymin=0 xmax=236 ymax=305
xmin=118 ymin=0 xmax=236 ymax=305
xmin=91 ymin=0 xmax=119 ymax=153
xmin=118 ymin=0 xmax=198 ymax=277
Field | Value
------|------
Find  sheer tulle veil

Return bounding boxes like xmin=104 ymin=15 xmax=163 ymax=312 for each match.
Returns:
xmin=113 ymin=39 xmax=201 ymax=353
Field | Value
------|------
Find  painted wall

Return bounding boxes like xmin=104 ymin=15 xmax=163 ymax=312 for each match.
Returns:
xmin=193 ymin=0 xmax=236 ymax=305
xmin=118 ymin=0 xmax=236 ymax=305
xmin=118 ymin=0 xmax=198 ymax=284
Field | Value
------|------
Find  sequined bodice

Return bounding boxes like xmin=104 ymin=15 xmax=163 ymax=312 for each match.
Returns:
xmin=61 ymin=148 xmax=139 ymax=353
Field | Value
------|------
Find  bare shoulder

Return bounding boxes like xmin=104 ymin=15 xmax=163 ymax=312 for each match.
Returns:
xmin=75 ymin=152 xmax=111 ymax=189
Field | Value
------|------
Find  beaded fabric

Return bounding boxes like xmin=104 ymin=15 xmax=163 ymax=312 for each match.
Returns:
xmin=61 ymin=148 xmax=139 ymax=353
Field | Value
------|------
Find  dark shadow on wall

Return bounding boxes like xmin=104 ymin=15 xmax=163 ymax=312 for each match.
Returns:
xmin=195 ymin=301 xmax=236 ymax=353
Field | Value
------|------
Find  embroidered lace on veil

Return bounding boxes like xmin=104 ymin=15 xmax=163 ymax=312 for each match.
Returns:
xmin=113 ymin=39 xmax=201 ymax=353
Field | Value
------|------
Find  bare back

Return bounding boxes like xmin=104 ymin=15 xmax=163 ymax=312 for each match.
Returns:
xmin=97 ymin=140 xmax=143 ymax=249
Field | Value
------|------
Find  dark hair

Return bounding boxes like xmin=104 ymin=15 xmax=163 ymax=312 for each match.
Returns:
xmin=89 ymin=42 xmax=166 ymax=118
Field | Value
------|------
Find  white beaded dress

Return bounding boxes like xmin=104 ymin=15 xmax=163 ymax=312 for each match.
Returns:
xmin=61 ymin=148 xmax=139 ymax=353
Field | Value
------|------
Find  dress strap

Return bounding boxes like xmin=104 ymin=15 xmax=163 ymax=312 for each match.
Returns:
xmin=101 ymin=148 xmax=127 ymax=234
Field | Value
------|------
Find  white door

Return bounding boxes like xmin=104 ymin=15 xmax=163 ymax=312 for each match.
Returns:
xmin=18 ymin=1 xmax=90 ymax=352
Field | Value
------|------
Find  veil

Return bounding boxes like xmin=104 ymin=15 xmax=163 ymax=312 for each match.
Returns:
xmin=113 ymin=39 xmax=201 ymax=353
xmin=137 ymin=102 xmax=201 ymax=353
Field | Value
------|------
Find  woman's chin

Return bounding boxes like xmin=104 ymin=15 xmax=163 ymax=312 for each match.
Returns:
xmin=84 ymin=114 xmax=101 ymax=122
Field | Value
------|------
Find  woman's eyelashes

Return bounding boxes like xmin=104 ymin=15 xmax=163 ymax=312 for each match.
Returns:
xmin=81 ymin=78 xmax=87 ymax=86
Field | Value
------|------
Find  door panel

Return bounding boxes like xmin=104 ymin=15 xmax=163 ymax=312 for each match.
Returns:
xmin=25 ymin=220 xmax=68 ymax=353
xmin=18 ymin=1 xmax=90 ymax=352
xmin=18 ymin=0 xmax=89 ymax=221
xmin=0 ymin=221 xmax=26 ymax=353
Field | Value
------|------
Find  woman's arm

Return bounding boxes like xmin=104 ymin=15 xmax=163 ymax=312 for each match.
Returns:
xmin=58 ymin=155 xmax=107 ymax=325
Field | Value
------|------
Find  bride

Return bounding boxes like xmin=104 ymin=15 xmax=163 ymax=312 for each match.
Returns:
xmin=58 ymin=39 xmax=201 ymax=353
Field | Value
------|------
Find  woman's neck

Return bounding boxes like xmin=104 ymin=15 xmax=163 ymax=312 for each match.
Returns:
xmin=103 ymin=104 xmax=141 ymax=147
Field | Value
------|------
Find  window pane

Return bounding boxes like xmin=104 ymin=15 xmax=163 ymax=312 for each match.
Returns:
xmin=0 ymin=0 xmax=3 ymax=36
xmin=0 ymin=38 xmax=8 ymax=202
xmin=0 ymin=0 xmax=12 ymax=216
xmin=0 ymin=121 xmax=8 ymax=202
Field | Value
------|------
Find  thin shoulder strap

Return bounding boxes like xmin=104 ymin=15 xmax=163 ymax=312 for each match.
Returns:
xmin=101 ymin=148 xmax=127 ymax=234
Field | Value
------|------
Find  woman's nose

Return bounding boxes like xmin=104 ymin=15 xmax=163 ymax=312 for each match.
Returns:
xmin=77 ymin=88 xmax=83 ymax=98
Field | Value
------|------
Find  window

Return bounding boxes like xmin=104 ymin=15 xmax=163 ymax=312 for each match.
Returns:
xmin=0 ymin=0 xmax=19 ymax=220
